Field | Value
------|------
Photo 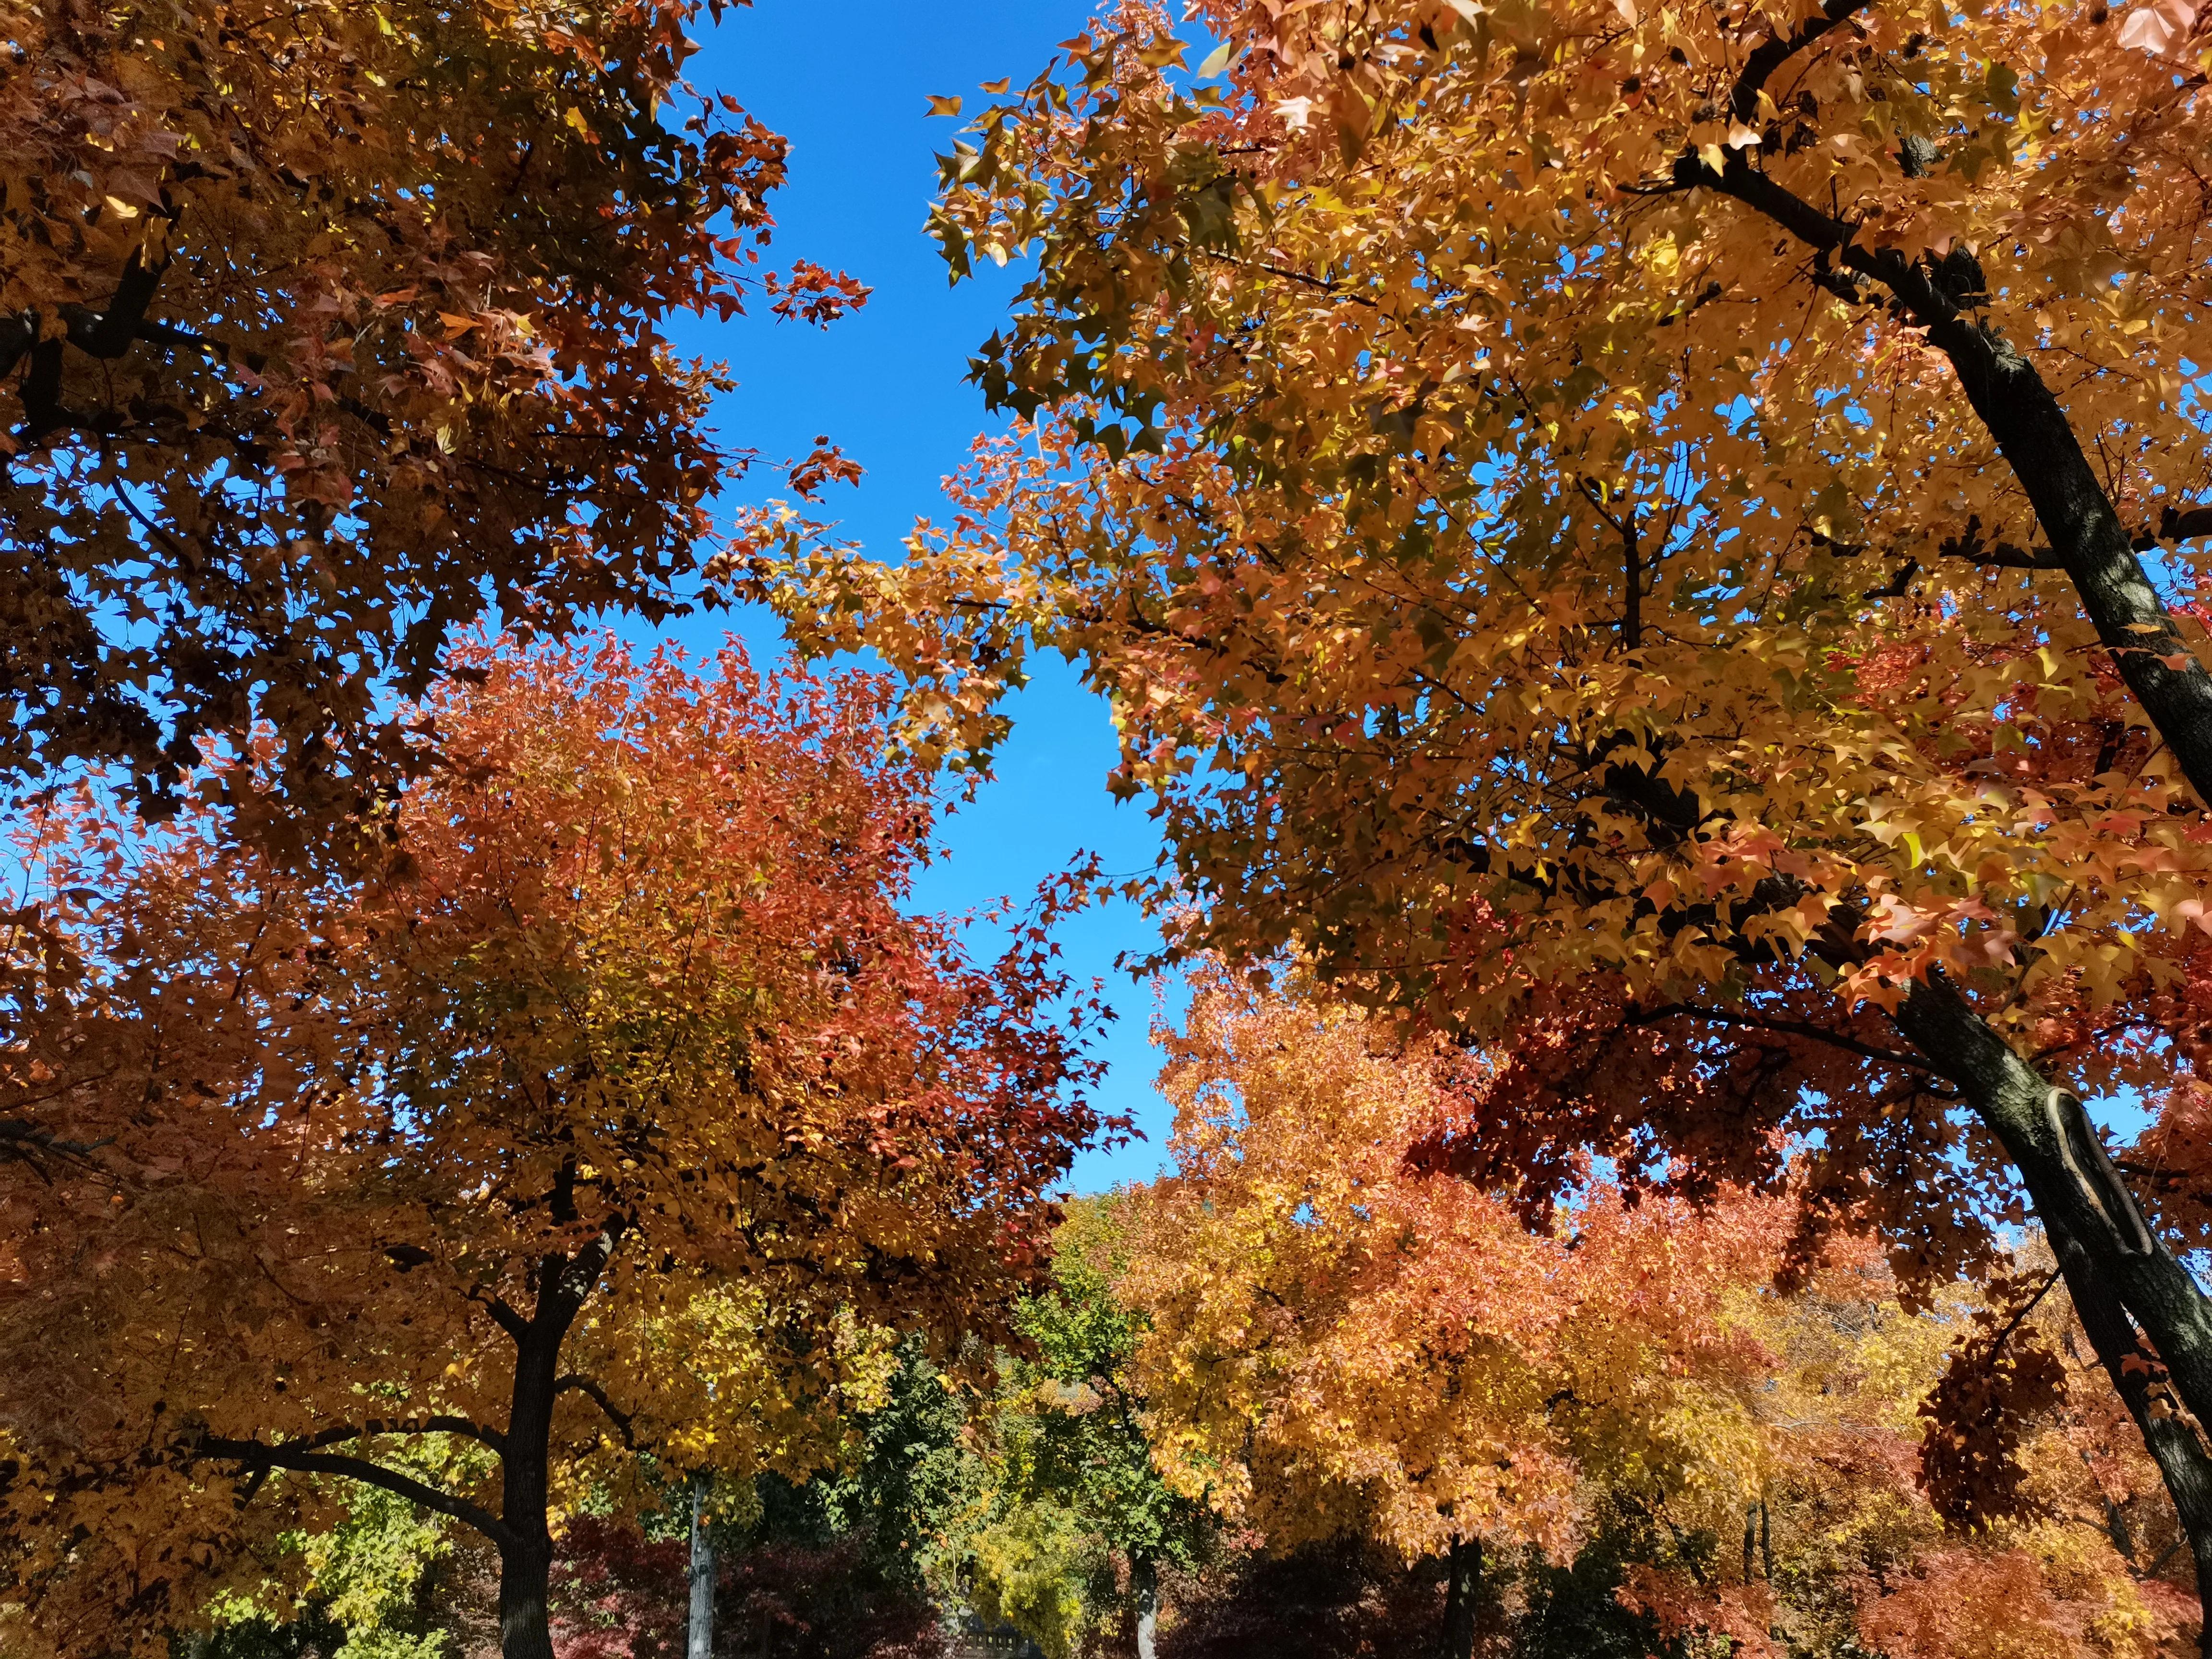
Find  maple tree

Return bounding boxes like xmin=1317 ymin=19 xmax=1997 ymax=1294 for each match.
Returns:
xmin=0 ymin=639 xmax=1107 ymax=1659
xmin=750 ymin=0 xmax=2212 ymax=1617
xmin=0 ymin=0 xmax=865 ymax=829
xmin=1119 ymin=968 xmax=2199 ymax=1658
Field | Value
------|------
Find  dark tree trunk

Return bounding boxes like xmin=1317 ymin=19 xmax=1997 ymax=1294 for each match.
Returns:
xmin=499 ymin=1531 xmax=557 ymax=1659
xmin=1893 ymin=980 xmax=2212 ymax=1648
xmin=1437 ymin=1536 xmax=1479 ymax=1659
xmin=2045 ymin=1214 xmax=2212 ymax=1657
xmin=1693 ymin=44 xmax=2212 ymax=1638
xmin=1893 ymin=981 xmax=2212 ymax=1436
xmin=1707 ymin=128 xmax=2212 ymax=809
xmin=500 ymin=1289 xmax=565 ymax=1659
xmin=494 ymin=1225 xmax=621 ymax=1659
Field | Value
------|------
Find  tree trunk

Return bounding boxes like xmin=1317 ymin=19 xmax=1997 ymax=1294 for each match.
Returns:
xmin=2044 ymin=1214 xmax=2212 ymax=1657
xmin=1921 ymin=312 xmax=2212 ymax=805
xmin=1713 ymin=91 xmax=2212 ymax=1649
xmin=1894 ymin=980 xmax=2212 ymax=1647
xmin=1437 ymin=1535 xmax=1479 ymax=1659
xmin=1894 ymin=980 xmax=2212 ymax=1435
xmin=500 ymin=1311 xmax=563 ymax=1659
xmin=499 ymin=1532 xmax=557 ymax=1659
xmin=1129 ymin=1553 xmax=1158 ymax=1659
xmin=495 ymin=1231 xmax=616 ymax=1659
xmin=690 ymin=1470 xmax=716 ymax=1659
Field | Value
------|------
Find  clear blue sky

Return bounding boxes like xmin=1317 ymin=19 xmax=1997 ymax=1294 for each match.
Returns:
xmin=644 ymin=0 xmax=1182 ymax=1192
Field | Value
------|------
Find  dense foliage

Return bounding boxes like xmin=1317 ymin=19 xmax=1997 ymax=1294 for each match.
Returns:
xmin=1121 ymin=969 xmax=2198 ymax=1658
xmin=0 ymin=640 xmax=1106 ymax=1659
xmin=755 ymin=0 xmax=2212 ymax=1620
xmin=945 ymin=1201 xmax=1212 ymax=1659
xmin=1 ymin=0 xmax=863 ymax=827
xmin=8 ymin=0 xmax=2212 ymax=1656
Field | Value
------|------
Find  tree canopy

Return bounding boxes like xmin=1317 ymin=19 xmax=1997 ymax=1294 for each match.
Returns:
xmin=754 ymin=0 xmax=2212 ymax=1619
xmin=1121 ymin=966 xmax=2198 ymax=1658
xmin=0 ymin=639 xmax=1107 ymax=1659
xmin=2 ymin=0 xmax=862 ymax=827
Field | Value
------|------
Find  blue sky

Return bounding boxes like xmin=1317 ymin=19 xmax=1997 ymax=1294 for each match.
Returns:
xmin=644 ymin=0 xmax=1182 ymax=1192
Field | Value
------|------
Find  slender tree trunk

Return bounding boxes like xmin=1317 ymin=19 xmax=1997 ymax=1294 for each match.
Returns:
xmin=1129 ymin=1553 xmax=1158 ymax=1659
xmin=1918 ymin=304 xmax=2212 ymax=801
xmin=690 ymin=1470 xmax=716 ymax=1659
xmin=1437 ymin=1535 xmax=1479 ymax=1659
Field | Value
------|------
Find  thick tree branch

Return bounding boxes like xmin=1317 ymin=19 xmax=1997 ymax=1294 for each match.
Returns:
xmin=1729 ymin=0 xmax=1874 ymax=121
xmin=475 ymin=1289 xmax=532 ymax=1343
xmin=58 ymin=245 xmax=168 ymax=361
xmin=1679 ymin=143 xmax=2212 ymax=804
xmin=196 ymin=1432 xmax=516 ymax=1550
xmin=0 ymin=310 xmax=36 ymax=382
xmin=2149 ymin=505 xmax=2212 ymax=548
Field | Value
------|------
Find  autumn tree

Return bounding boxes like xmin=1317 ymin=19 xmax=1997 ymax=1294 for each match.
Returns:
xmin=0 ymin=640 xmax=1108 ymax=1659
xmin=1122 ymin=967 xmax=2197 ymax=1659
xmin=0 ymin=0 xmax=866 ymax=830
xmin=752 ymin=0 xmax=2212 ymax=1623
xmin=949 ymin=1200 xmax=1211 ymax=1659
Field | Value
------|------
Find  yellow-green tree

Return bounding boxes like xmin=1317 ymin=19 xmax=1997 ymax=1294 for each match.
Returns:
xmin=955 ymin=1201 xmax=1212 ymax=1659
